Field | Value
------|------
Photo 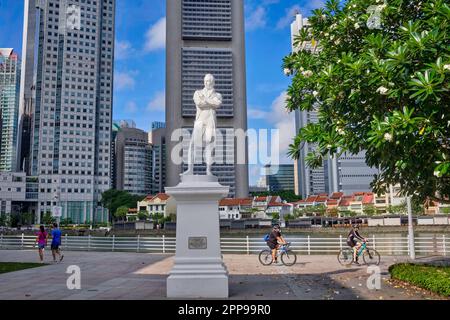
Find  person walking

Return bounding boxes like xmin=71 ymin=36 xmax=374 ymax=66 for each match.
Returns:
xmin=50 ymin=223 xmax=64 ymax=263
xmin=35 ymin=225 xmax=48 ymax=263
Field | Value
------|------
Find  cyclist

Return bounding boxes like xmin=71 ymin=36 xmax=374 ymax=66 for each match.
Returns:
xmin=347 ymin=224 xmax=367 ymax=265
xmin=266 ymin=224 xmax=287 ymax=264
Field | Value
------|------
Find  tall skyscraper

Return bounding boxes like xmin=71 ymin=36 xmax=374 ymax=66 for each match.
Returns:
xmin=149 ymin=124 xmax=166 ymax=194
xmin=166 ymin=0 xmax=249 ymax=198
xmin=20 ymin=0 xmax=115 ymax=223
xmin=290 ymin=14 xmax=328 ymax=198
xmin=115 ymin=127 xmax=152 ymax=196
xmin=291 ymin=13 xmax=377 ymax=198
xmin=0 ymin=48 xmax=21 ymax=172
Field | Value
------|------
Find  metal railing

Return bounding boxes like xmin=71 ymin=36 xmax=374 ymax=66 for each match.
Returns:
xmin=0 ymin=234 xmax=448 ymax=256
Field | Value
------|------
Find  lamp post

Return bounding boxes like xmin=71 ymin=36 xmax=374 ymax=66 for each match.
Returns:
xmin=406 ymin=196 xmax=416 ymax=260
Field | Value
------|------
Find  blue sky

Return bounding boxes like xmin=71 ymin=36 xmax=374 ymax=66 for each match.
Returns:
xmin=0 ymin=0 xmax=325 ymax=185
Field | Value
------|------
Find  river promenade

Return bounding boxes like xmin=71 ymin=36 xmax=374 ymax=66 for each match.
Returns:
xmin=0 ymin=250 xmax=447 ymax=300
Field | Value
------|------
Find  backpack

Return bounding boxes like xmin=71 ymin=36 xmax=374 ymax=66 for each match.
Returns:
xmin=263 ymin=234 xmax=270 ymax=242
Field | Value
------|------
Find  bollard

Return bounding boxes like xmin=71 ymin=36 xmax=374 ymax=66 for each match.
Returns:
xmin=65 ymin=234 xmax=68 ymax=250
xmin=88 ymin=235 xmax=91 ymax=252
xmin=112 ymin=235 xmax=115 ymax=252
xmin=339 ymin=235 xmax=343 ymax=250
xmin=0 ymin=234 xmax=3 ymax=249
xmin=372 ymin=235 xmax=376 ymax=250
xmin=21 ymin=233 xmax=24 ymax=249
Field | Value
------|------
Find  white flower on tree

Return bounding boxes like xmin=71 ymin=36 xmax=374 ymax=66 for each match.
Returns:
xmin=384 ymin=133 xmax=393 ymax=142
xmin=302 ymin=70 xmax=313 ymax=78
xmin=376 ymin=86 xmax=389 ymax=95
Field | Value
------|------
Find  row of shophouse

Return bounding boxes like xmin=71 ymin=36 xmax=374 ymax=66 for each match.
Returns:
xmin=126 ymin=191 xmax=450 ymax=222
xmin=128 ymin=192 xmax=450 ymax=220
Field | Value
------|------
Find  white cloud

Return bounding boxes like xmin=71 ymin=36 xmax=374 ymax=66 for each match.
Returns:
xmin=276 ymin=1 xmax=326 ymax=29
xmin=276 ymin=5 xmax=301 ymax=29
xmin=144 ymin=17 xmax=166 ymax=52
xmin=125 ymin=101 xmax=138 ymax=114
xmin=268 ymin=91 xmax=295 ymax=163
xmin=115 ymin=40 xmax=133 ymax=60
xmin=114 ymin=70 xmax=138 ymax=90
xmin=246 ymin=6 xmax=267 ymax=31
xmin=248 ymin=108 xmax=269 ymax=119
xmin=147 ymin=91 xmax=165 ymax=111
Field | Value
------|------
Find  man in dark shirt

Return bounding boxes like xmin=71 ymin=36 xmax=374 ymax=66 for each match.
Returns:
xmin=267 ymin=225 xmax=287 ymax=264
xmin=347 ymin=224 xmax=367 ymax=264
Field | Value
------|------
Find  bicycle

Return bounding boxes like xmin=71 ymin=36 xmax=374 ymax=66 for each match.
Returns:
xmin=337 ymin=240 xmax=381 ymax=266
xmin=259 ymin=242 xmax=297 ymax=266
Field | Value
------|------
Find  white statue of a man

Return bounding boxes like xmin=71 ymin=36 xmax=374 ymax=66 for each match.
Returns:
xmin=183 ymin=74 xmax=222 ymax=176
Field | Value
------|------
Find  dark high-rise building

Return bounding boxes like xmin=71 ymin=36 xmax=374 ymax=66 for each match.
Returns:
xmin=265 ymin=164 xmax=295 ymax=193
xmin=149 ymin=124 xmax=166 ymax=194
xmin=115 ymin=127 xmax=152 ymax=196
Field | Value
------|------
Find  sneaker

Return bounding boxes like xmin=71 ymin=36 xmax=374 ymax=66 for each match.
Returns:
xmin=59 ymin=255 xmax=64 ymax=262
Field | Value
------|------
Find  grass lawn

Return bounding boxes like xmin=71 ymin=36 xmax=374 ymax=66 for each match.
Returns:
xmin=0 ymin=262 xmax=47 ymax=275
xmin=389 ymin=264 xmax=450 ymax=297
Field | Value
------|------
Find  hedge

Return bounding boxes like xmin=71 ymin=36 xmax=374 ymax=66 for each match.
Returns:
xmin=389 ymin=264 xmax=450 ymax=297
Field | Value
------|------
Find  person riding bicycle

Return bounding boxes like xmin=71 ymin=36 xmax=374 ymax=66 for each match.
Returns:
xmin=266 ymin=224 xmax=287 ymax=264
xmin=347 ymin=224 xmax=367 ymax=265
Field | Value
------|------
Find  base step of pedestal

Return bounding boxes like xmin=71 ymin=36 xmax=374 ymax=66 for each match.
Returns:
xmin=167 ymin=275 xmax=229 ymax=298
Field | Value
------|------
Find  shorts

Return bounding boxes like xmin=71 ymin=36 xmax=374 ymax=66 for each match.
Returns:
xmin=38 ymin=244 xmax=46 ymax=249
xmin=51 ymin=243 xmax=60 ymax=250
xmin=267 ymin=242 xmax=277 ymax=250
xmin=347 ymin=240 xmax=357 ymax=248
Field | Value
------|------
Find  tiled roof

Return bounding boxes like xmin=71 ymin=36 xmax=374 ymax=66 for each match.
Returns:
xmin=220 ymin=198 xmax=253 ymax=206
xmin=339 ymin=196 xmax=355 ymax=206
xmin=305 ymin=195 xmax=318 ymax=203
xmin=255 ymin=196 xmax=267 ymax=202
xmin=362 ymin=193 xmax=374 ymax=205
xmin=144 ymin=193 xmax=170 ymax=202
xmin=331 ymin=192 xmax=344 ymax=199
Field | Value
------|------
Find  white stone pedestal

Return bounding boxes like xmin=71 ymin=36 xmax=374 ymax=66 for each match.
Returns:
xmin=166 ymin=175 xmax=230 ymax=298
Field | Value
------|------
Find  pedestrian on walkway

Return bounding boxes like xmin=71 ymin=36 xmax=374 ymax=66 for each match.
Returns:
xmin=35 ymin=225 xmax=48 ymax=263
xmin=50 ymin=223 xmax=64 ymax=263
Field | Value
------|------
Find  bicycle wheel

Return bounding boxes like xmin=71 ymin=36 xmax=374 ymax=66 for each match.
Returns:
xmin=337 ymin=248 xmax=354 ymax=266
xmin=258 ymin=250 xmax=273 ymax=266
xmin=281 ymin=250 xmax=297 ymax=266
xmin=363 ymin=248 xmax=381 ymax=266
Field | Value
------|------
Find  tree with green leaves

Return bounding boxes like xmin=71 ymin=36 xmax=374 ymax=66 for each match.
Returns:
xmin=284 ymin=0 xmax=450 ymax=204
xmin=115 ymin=206 xmax=129 ymax=221
xmin=43 ymin=212 xmax=55 ymax=225
xmin=363 ymin=204 xmax=377 ymax=216
xmin=251 ymin=190 xmax=302 ymax=203
xmin=101 ymin=189 xmax=145 ymax=219
xmin=138 ymin=211 xmax=149 ymax=221
xmin=387 ymin=203 xmax=407 ymax=215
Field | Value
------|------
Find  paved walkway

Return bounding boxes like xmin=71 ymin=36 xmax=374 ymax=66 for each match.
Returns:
xmin=0 ymin=250 xmax=446 ymax=300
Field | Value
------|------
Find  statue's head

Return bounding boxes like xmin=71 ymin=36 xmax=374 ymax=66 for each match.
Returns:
xmin=204 ymin=74 xmax=215 ymax=90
